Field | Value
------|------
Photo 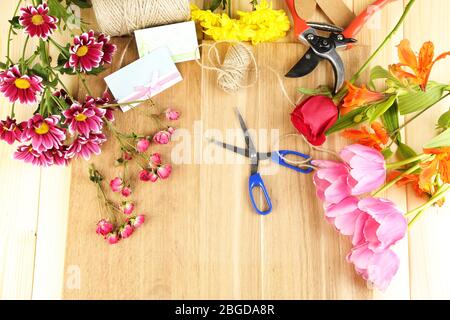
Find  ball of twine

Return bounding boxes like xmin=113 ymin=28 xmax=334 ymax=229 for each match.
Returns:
xmin=91 ymin=0 xmax=191 ymax=37
xmin=197 ymin=42 xmax=258 ymax=94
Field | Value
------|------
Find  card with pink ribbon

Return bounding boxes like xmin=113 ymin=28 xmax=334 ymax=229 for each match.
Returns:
xmin=105 ymin=46 xmax=183 ymax=112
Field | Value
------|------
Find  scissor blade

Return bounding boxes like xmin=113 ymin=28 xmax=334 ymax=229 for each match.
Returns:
xmin=323 ymin=49 xmax=345 ymax=93
xmin=207 ymin=138 xmax=250 ymax=158
xmin=285 ymin=48 xmax=323 ymax=78
xmin=234 ymin=108 xmax=259 ymax=174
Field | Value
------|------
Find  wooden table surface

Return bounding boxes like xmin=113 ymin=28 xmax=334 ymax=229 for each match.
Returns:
xmin=1 ymin=0 xmax=450 ymax=299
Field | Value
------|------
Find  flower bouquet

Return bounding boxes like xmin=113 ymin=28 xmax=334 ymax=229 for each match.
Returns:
xmin=0 ymin=1 xmax=181 ymax=244
xmin=290 ymin=0 xmax=450 ymax=290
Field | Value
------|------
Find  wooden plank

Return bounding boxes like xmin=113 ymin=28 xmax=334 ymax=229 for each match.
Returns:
xmin=403 ymin=0 xmax=450 ymax=299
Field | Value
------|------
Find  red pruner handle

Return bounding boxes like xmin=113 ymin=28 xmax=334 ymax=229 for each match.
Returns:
xmin=342 ymin=0 xmax=398 ymax=48
xmin=285 ymin=0 xmax=310 ymax=38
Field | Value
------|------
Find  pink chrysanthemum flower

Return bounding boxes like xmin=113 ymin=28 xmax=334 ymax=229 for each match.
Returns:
xmin=14 ymin=145 xmax=54 ymax=167
xmin=19 ymin=3 xmax=58 ymax=40
xmin=65 ymin=30 xmax=104 ymax=72
xmin=45 ymin=146 xmax=70 ymax=166
xmin=97 ymin=33 xmax=117 ymax=65
xmin=62 ymin=102 xmax=105 ymax=137
xmin=0 ymin=117 xmax=25 ymax=145
xmin=66 ymin=132 xmax=106 ymax=160
xmin=0 ymin=65 xmax=43 ymax=104
xmin=22 ymin=114 xmax=66 ymax=152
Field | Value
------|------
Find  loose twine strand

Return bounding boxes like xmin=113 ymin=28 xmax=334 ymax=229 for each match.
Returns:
xmin=91 ymin=0 xmax=191 ymax=37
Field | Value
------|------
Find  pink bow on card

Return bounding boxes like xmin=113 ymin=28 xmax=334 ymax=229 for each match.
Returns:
xmin=121 ymin=72 xmax=163 ymax=103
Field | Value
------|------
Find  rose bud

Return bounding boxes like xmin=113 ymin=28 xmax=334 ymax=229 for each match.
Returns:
xmin=96 ymin=219 xmax=114 ymax=236
xmin=165 ymin=108 xmax=180 ymax=121
xmin=121 ymin=201 xmax=135 ymax=215
xmin=131 ymin=215 xmax=145 ymax=228
xmin=157 ymin=164 xmax=172 ymax=180
xmin=106 ymin=232 xmax=120 ymax=245
xmin=136 ymin=138 xmax=150 ymax=153
xmin=290 ymin=95 xmax=338 ymax=146
xmin=150 ymin=153 xmax=162 ymax=166
xmin=120 ymin=224 xmax=134 ymax=239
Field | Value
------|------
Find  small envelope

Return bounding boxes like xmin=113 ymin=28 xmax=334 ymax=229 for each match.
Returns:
xmin=135 ymin=21 xmax=200 ymax=63
xmin=105 ymin=47 xmax=183 ymax=112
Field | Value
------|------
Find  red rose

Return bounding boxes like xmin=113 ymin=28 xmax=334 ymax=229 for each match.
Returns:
xmin=290 ymin=95 xmax=338 ymax=146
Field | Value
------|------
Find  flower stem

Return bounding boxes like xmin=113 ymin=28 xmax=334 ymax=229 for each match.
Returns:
xmin=372 ymin=163 xmax=421 ymax=197
xmin=386 ymin=154 xmax=432 ymax=169
xmin=406 ymin=184 xmax=450 ymax=222
xmin=334 ymin=0 xmax=416 ymax=102
xmin=20 ymin=35 xmax=30 ymax=73
xmin=6 ymin=0 xmax=22 ymax=65
xmin=102 ymin=98 xmax=155 ymax=108
xmin=77 ymin=72 xmax=93 ymax=96
xmin=10 ymin=103 xmax=16 ymax=118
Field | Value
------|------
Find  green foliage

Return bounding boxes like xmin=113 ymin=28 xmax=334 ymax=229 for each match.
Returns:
xmin=397 ymin=82 xmax=448 ymax=115
xmin=8 ymin=16 xmax=22 ymax=30
xmin=326 ymin=106 xmax=371 ymax=135
xmin=397 ymin=142 xmax=418 ymax=161
xmin=437 ymin=110 xmax=450 ymax=130
xmin=209 ymin=0 xmax=228 ymax=11
xmin=381 ymin=101 xmax=401 ymax=142
xmin=67 ymin=0 xmax=92 ymax=8
xmin=297 ymin=86 xmax=333 ymax=98
xmin=423 ymin=128 xmax=450 ymax=149
xmin=366 ymin=95 xmax=397 ymax=123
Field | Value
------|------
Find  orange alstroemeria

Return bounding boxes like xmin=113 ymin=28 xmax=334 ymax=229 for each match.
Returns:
xmin=342 ymin=122 xmax=389 ymax=151
xmin=419 ymin=147 xmax=450 ymax=193
xmin=390 ymin=39 xmax=450 ymax=91
xmin=388 ymin=171 xmax=426 ymax=198
xmin=341 ymin=81 xmax=385 ymax=114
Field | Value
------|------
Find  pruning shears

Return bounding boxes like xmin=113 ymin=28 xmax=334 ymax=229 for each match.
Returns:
xmin=285 ymin=0 xmax=397 ymax=93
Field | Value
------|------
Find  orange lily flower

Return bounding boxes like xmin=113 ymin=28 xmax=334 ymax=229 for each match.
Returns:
xmin=388 ymin=171 xmax=426 ymax=198
xmin=342 ymin=122 xmax=389 ymax=151
xmin=341 ymin=81 xmax=385 ymax=114
xmin=419 ymin=147 xmax=450 ymax=193
xmin=389 ymin=39 xmax=450 ymax=91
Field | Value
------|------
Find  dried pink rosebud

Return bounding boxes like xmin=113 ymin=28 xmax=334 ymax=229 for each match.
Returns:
xmin=106 ymin=232 xmax=120 ymax=245
xmin=150 ymin=153 xmax=162 ymax=166
xmin=165 ymin=108 xmax=180 ymax=121
xmin=136 ymin=138 xmax=150 ymax=153
xmin=139 ymin=169 xmax=151 ymax=182
xmin=167 ymin=127 xmax=176 ymax=135
xmin=131 ymin=215 xmax=145 ymax=228
xmin=120 ymin=224 xmax=134 ymax=239
xmin=110 ymin=177 xmax=123 ymax=192
xmin=121 ymin=186 xmax=132 ymax=197
xmin=96 ymin=219 xmax=114 ymax=237
xmin=121 ymin=201 xmax=135 ymax=215
xmin=157 ymin=164 xmax=172 ymax=180
xmin=123 ymin=151 xmax=133 ymax=161
xmin=153 ymin=130 xmax=171 ymax=145
xmin=149 ymin=171 xmax=159 ymax=183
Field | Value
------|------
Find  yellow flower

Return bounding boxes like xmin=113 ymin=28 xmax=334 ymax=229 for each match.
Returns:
xmin=190 ymin=1 xmax=290 ymax=45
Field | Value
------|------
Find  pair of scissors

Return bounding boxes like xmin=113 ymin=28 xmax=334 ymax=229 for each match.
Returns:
xmin=285 ymin=0 xmax=397 ymax=93
xmin=208 ymin=108 xmax=313 ymax=215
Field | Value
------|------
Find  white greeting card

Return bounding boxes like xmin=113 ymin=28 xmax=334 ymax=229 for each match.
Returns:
xmin=134 ymin=21 xmax=200 ymax=63
xmin=105 ymin=47 xmax=183 ymax=112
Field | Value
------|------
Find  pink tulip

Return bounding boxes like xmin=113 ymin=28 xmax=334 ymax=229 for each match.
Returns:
xmin=110 ymin=177 xmax=123 ymax=192
xmin=121 ymin=201 xmax=135 ymax=215
xmin=312 ymin=160 xmax=351 ymax=205
xmin=352 ymin=197 xmax=407 ymax=251
xmin=347 ymin=243 xmax=400 ymax=291
xmin=121 ymin=186 xmax=132 ymax=197
xmin=136 ymin=138 xmax=150 ymax=153
xmin=150 ymin=153 xmax=162 ymax=166
xmin=325 ymin=196 xmax=363 ymax=236
xmin=120 ymin=224 xmax=134 ymax=239
xmin=106 ymin=232 xmax=120 ymax=245
xmin=165 ymin=108 xmax=180 ymax=121
xmin=153 ymin=130 xmax=171 ymax=145
xmin=131 ymin=215 xmax=145 ymax=228
xmin=340 ymin=144 xmax=386 ymax=195
xmin=96 ymin=219 xmax=114 ymax=237
xmin=157 ymin=164 xmax=172 ymax=179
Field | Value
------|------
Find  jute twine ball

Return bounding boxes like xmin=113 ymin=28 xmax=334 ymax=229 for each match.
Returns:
xmin=91 ymin=0 xmax=191 ymax=37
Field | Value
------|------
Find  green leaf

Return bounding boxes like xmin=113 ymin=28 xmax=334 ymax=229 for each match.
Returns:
xmin=382 ymin=101 xmax=401 ymax=142
xmin=437 ymin=110 xmax=450 ymax=130
xmin=397 ymin=82 xmax=447 ymax=115
xmin=8 ymin=16 xmax=22 ymax=29
xmin=48 ymin=0 xmax=71 ymax=23
xmin=30 ymin=64 xmax=50 ymax=82
xmin=397 ymin=142 xmax=418 ymax=160
xmin=382 ymin=148 xmax=394 ymax=159
xmin=209 ymin=0 xmax=227 ymax=11
xmin=423 ymin=128 xmax=450 ymax=149
xmin=297 ymin=86 xmax=333 ymax=98
xmin=326 ymin=106 xmax=370 ymax=135
xmin=67 ymin=0 xmax=92 ymax=8
xmin=369 ymin=66 xmax=401 ymax=89
xmin=0 ymin=62 xmax=7 ymax=70
xmin=86 ymin=65 xmax=105 ymax=76
xmin=367 ymin=95 xmax=397 ymax=123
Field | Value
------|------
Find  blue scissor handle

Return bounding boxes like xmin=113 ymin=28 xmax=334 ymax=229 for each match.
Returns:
xmin=248 ymin=172 xmax=273 ymax=215
xmin=272 ymin=150 xmax=313 ymax=174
